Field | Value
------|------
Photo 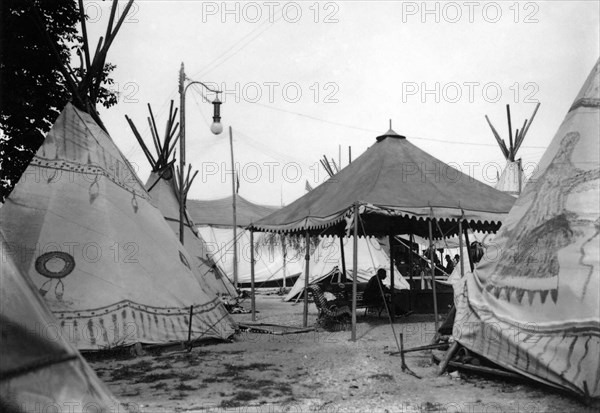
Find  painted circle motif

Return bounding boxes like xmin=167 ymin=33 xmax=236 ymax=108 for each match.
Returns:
xmin=179 ymin=251 xmax=191 ymax=270
xmin=35 ymin=252 xmax=76 ymax=279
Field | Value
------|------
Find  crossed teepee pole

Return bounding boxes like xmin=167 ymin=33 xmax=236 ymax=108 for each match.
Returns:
xmin=485 ymin=102 xmax=541 ymax=163
xmin=125 ymin=101 xmax=197 ymax=204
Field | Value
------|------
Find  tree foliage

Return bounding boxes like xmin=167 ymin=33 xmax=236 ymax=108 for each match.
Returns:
xmin=0 ymin=0 xmax=117 ymax=202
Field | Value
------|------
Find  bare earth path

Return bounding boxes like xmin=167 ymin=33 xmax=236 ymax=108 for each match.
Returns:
xmin=88 ymin=295 xmax=590 ymax=412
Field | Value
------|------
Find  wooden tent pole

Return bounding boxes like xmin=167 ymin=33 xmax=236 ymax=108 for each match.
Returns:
xmin=229 ymin=126 xmax=238 ymax=288
xmin=282 ymin=235 xmax=287 ymax=289
xmin=178 ymin=64 xmax=186 ymax=245
xmin=428 ymin=219 xmax=439 ymax=332
xmin=250 ymin=229 xmax=256 ymax=321
xmin=303 ymin=230 xmax=310 ymax=327
xmin=458 ymin=220 xmax=465 ymax=278
xmin=389 ymin=233 xmax=395 ymax=320
xmin=339 ymin=234 xmax=347 ymax=283
xmin=408 ymin=234 xmax=414 ymax=311
xmin=351 ymin=204 xmax=358 ymax=341
xmin=463 ymin=226 xmax=474 ymax=272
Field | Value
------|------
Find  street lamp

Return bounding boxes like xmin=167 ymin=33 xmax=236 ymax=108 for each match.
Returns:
xmin=178 ymin=62 xmax=223 ymax=244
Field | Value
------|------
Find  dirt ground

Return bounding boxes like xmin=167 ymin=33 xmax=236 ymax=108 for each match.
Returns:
xmin=88 ymin=295 xmax=591 ymax=413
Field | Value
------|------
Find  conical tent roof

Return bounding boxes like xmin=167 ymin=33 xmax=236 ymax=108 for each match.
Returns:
xmin=452 ymin=59 xmax=600 ymax=400
xmin=252 ymin=129 xmax=516 ymax=237
xmin=146 ymin=170 xmax=238 ymax=298
xmin=0 ymin=103 xmax=235 ymax=350
xmin=0 ymin=232 xmax=119 ymax=410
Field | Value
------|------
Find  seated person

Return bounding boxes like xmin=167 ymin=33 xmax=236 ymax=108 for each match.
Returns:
xmin=364 ymin=268 xmax=390 ymax=305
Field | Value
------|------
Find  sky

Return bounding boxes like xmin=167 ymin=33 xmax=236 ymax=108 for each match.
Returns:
xmin=81 ymin=0 xmax=600 ymax=207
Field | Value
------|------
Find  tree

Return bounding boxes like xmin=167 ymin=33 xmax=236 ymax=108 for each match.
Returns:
xmin=0 ymin=0 xmax=117 ymax=202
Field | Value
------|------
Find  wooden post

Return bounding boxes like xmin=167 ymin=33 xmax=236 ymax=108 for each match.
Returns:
xmin=250 ymin=230 xmax=256 ymax=321
xmin=428 ymin=219 xmax=439 ymax=332
xmin=187 ymin=305 xmax=194 ymax=344
xmin=339 ymin=235 xmax=347 ymax=283
xmin=178 ymin=63 xmax=186 ymax=245
xmin=388 ymin=234 xmax=395 ymax=320
xmin=282 ymin=236 xmax=287 ymax=289
xmin=463 ymin=226 xmax=474 ymax=272
xmin=408 ymin=234 xmax=414 ymax=311
xmin=229 ymin=126 xmax=238 ymax=288
xmin=458 ymin=220 xmax=465 ymax=278
xmin=351 ymin=204 xmax=359 ymax=341
xmin=517 ymin=158 xmax=523 ymax=195
xmin=303 ymin=230 xmax=310 ymax=328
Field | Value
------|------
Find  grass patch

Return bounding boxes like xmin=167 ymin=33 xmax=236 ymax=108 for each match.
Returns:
xmin=175 ymin=381 xmax=196 ymax=392
xmin=368 ymin=373 xmax=394 ymax=381
xmin=135 ymin=372 xmax=180 ymax=383
xmin=150 ymin=382 xmax=169 ymax=391
xmin=219 ymin=391 xmax=261 ymax=408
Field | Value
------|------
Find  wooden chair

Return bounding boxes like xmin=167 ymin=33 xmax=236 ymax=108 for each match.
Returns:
xmin=307 ymin=285 xmax=351 ymax=330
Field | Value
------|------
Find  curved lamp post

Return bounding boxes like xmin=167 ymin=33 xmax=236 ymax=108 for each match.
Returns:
xmin=178 ymin=62 xmax=223 ymax=244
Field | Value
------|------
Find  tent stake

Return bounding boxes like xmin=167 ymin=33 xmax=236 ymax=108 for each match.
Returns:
xmin=303 ymin=230 xmax=310 ymax=328
xmin=250 ymin=230 xmax=256 ymax=321
xmin=187 ymin=305 xmax=194 ymax=351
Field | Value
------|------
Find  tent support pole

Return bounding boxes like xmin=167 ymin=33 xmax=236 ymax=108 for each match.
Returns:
xmin=230 ymin=126 xmax=238 ymax=288
xmin=428 ymin=219 xmax=439 ymax=332
xmin=250 ymin=230 xmax=256 ymax=321
xmin=282 ymin=236 xmax=287 ymax=289
xmin=388 ymin=233 xmax=395 ymax=320
xmin=303 ymin=230 xmax=310 ymax=328
xmin=463 ymin=225 xmax=474 ymax=272
xmin=351 ymin=204 xmax=358 ymax=341
xmin=408 ymin=234 xmax=414 ymax=312
xmin=458 ymin=220 xmax=465 ymax=278
xmin=339 ymin=234 xmax=347 ymax=283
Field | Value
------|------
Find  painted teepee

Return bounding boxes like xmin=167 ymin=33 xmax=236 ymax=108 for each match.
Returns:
xmin=126 ymin=102 xmax=238 ymax=299
xmin=452 ymin=59 xmax=600 ymax=401
xmin=0 ymin=0 xmax=235 ymax=350
xmin=0 ymin=232 xmax=120 ymax=410
xmin=485 ymin=103 xmax=540 ymax=196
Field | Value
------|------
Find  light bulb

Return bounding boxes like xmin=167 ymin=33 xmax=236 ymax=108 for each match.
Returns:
xmin=211 ymin=122 xmax=223 ymax=135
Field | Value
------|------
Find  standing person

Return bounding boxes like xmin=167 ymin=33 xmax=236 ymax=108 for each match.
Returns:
xmin=444 ymin=255 xmax=455 ymax=275
xmin=453 ymin=254 xmax=460 ymax=266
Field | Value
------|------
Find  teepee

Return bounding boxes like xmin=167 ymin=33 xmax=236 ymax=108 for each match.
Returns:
xmin=126 ymin=102 xmax=238 ymax=299
xmin=0 ymin=232 xmax=120 ymax=410
xmin=452 ymin=59 xmax=600 ymax=401
xmin=0 ymin=0 xmax=235 ymax=350
xmin=485 ymin=103 xmax=540 ymax=196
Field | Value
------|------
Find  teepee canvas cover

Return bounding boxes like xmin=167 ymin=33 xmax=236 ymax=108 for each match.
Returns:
xmin=452 ymin=59 xmax=600 ymax=400
xmin=495 ymin=160 xmax=526 ymax=196
xmin=0 ymin=232 xmax=119 ymax=410
xmin=0 ymin=103 xmax=235 ymax=350
xmin=145 ymin=170 xmax=238 ymax=299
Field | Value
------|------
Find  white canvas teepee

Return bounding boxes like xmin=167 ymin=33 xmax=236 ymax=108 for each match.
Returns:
xmin=452 ymin=59 xmax=600 ymax=400
xmin=126 ymin=104 xmax=238 ymax=299
xmin=284 ymin=237 xmax=410 ymax=301
xmin=0 ymin=103 xmax=236 ymax=350
xmin=0 ymin=232 xmax=120 ymax=410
